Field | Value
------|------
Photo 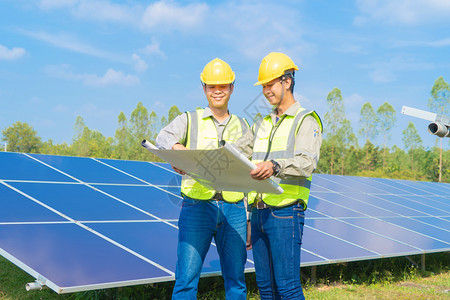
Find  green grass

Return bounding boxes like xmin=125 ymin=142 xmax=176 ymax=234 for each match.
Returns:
xmin=1 ymin=253 xmax=449 ymax=299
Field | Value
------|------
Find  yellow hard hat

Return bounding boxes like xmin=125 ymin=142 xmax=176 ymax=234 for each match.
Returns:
xmin=200 ymin=58 xmax=235 ymax=85
xmin=254 ymin=52 xmax=299 ymax=86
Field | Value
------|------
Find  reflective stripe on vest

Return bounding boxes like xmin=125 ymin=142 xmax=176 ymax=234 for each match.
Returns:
xmin=248 ymin=108 xmax=323 ymax=208
xmin=181 ymin=109 xmax=249 ymax=202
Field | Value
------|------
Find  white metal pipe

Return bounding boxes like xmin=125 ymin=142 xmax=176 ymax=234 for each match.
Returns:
xmin=26 ymin=281 xmax=43 ymax=291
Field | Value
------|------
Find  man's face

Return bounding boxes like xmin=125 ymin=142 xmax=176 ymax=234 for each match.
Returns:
xmin=203 ymin=84 xmax=234 ymax=109
xmin=262 ymin=77 xmax=289 ymax=106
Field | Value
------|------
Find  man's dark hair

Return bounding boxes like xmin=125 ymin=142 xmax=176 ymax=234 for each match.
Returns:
xmin=281 ymin=70 xmax=295 ymax=93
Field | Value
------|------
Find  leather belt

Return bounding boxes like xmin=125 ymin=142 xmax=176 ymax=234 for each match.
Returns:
xmin=211 ymin=193 xmax=224 ymax=201
xmin=254 ymin=200 xmax=305 ymax=210
xmin=255 ymin=200 xmax=269 ymax=209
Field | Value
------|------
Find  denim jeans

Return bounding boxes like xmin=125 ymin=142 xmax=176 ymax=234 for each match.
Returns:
xmin=251 ymin=203 xmax=305 ymax=300
xmin=172 ymin=197 xmax=247 ymax=300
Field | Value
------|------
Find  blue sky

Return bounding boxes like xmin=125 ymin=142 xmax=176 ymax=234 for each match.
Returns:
xmin=1 ymin=0 xmax=449 ymax=150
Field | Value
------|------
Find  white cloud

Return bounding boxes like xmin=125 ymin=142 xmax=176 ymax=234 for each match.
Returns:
xmin=83 ymin=69 xmax=140 ymax=86
xmin=141 ymin=0 xmax=208 ymax=31
xmin=0 ymin=45 xmax=26 ymax=60
xmin=71 ymin=1 xmax=137 ymax=23
xmin=44 ymin=64 xmax=139 ymax=87
xmin=153 ymin=101 xmax=166 ymax=110
xmin=141 ymin=38 xmax=167 ymax=59
xmin=344 ymin=93 xmax=365 ymax=107
xmin=393 ymin=37 xmax=450 ymax=48
xmin=355 ymin=0 xmax=450 ymax=25
xmin=360 ymin=55 xmax=435 ymax=84
xmin=74 ymin=103 xmax=114 ymax=122
xmin=369 ymin=68 xmax=396 ymax=83
xmin=38 ymin=0 xmax=137 ymax=23
xmin=53 ymin=104 xmax=68 ymax=112
xmin=334 ymin=43 xmax=366 ymax=54
xmin=207 ymin=2 xmax=312 ymax=62
xmin=132 ymin=54 xmax=148 ymax=72
xmin=429 ymin=38 xmax=450 ymax=47
xmin=20 ymin=30 xmax=124 ymax=62
xmin=78 ymin=103 xmax=98 ymax=114
xmin=39 ymin=0 xmax=79 ymax=10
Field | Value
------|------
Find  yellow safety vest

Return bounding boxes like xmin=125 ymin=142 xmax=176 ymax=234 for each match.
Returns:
xmin=248 ymin=107 xmax=323 ymax=208
xmin=181 ymin=108 xmax=250 ymax=202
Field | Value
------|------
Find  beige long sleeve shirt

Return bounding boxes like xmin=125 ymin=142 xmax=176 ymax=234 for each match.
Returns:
xmin=233 ymin=101 xmax=322 ymax=179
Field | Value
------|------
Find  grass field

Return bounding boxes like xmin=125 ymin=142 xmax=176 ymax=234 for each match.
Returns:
xmin=1 ymin=253 xmax=449 ymax=299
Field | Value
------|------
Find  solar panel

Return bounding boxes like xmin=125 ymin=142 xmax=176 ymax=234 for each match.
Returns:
xmin=0 ymin=152 xmax=448 ymax=294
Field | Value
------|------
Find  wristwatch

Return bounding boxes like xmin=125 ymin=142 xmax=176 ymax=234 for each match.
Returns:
xmin=270 ymin=160 xmax=281 ymax=176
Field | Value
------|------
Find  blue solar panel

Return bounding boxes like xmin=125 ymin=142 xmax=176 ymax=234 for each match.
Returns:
xmin=92 ymin=185 xmax=181 ymax=220
xmin=0 ymin=223 xmax=171 ymax=291
xmin=0 ymin=184 xmax=66 ymax=223
xmin=0 ymin=152 xmax=76 ymax=182
xmin=97 ymin=158 xmax=182 ymax=186
xmin=0 ymin=152 xmax=449 ymax=294
xmin=8 ymin=182 xmax=157 ymax=221
xmin=30 ymin=154 xmax=144 ymax=184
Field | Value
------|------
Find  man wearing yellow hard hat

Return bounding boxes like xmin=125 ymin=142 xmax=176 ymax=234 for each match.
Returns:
xmin=156 ymin=58 xmax=249 ymax=299
xmin=235 ymin=52 xmax=323 ymax=299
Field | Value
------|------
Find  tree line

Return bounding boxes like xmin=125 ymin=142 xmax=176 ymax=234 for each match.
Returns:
xmin=1 ymin=77 xmax=449 ymax=182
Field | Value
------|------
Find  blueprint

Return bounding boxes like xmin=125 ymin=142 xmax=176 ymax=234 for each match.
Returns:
xmin=142 ymin=140 xmax=283 ymax=194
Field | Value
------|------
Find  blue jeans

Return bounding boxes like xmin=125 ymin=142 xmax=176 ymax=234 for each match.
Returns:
xmin=172 ymin=197 xmax=247 ymax=300
xmin=251 ymin=203 xmax=305 ymax=300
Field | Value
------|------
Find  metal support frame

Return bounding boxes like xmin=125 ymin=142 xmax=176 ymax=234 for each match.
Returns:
xmin=311 ymin=266 xmax=317 ymax=283
xmin=300 ymin=266 xmax=317 ymax=284
xmin=421 ymin=253 xmax=426 ymax=271
xmin=405 ymin=254 xmax=426 ymax=271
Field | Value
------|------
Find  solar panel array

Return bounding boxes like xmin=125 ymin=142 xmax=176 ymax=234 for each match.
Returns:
xmin=0 ymin=152 xmax=448 ymax=294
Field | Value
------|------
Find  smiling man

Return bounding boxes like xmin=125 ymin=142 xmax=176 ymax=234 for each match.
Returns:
xmin=234 ymin=52 xmax=323 ymax=299
xmin=156 ymin=58 xmax=249 ymax=300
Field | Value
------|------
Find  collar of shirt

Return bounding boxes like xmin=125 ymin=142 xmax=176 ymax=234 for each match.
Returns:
xmin=269 ymin=101 xmax=302 ymax=124
xmin=203 ymin=106 xmax=231 ymax=125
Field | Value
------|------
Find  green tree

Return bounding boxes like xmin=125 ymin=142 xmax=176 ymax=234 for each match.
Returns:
xmin=428 ymin=76 xmax=450 ymax=115
xmin=71 ymin=116 xmax=89 ymax=156
xmin=129 ymin=102 xmax=154 ymax=161
xmin=113 ymin=112 xmax=130 ymax=159
xmin=71 ymin=116 xmax=113 ymax=158
xmin=402 ymin=122 xmax=423 ymax=172
xmin=1 ymin=121 xmax=42 ymax=153
xmin=428 ymin=76 xmax=450 ymax=182
xmin=323 ymin=87 xmax=346 ymax=174
xmin=358 ymin=140 xmax=382 ymax=176
xmin=168 ymin=105 xmax=182 ymax=123
xmin=149 ymin=110 xmax=159 ymax=142
xmin=41 ymin=139 xmax=71 ymax=156
xmin=73 ymin=116 xmax=86 ymax=142
xmin=160 ymin=116 xmax=168 ymax=130
xmin=377 ymin=102 xmax=396 ymax=168
xmin=336 ymin=119 xmax=357 ymax=175
xmin=359 ymin=102 xmax=378 ymax=170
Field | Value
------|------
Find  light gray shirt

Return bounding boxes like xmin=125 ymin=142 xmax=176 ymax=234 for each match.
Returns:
xmin=156 ymin=107 xmax=231 ymax=149
xmin=233 ymin=101 xmax=322 ymax=179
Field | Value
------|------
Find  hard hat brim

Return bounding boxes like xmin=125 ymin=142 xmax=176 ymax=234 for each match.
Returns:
xmin=254 ymin=66 xmax=298 ymax=86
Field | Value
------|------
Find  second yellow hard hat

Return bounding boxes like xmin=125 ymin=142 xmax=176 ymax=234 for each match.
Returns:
xmin=255 ymin=52 xmax=299 ymax=86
